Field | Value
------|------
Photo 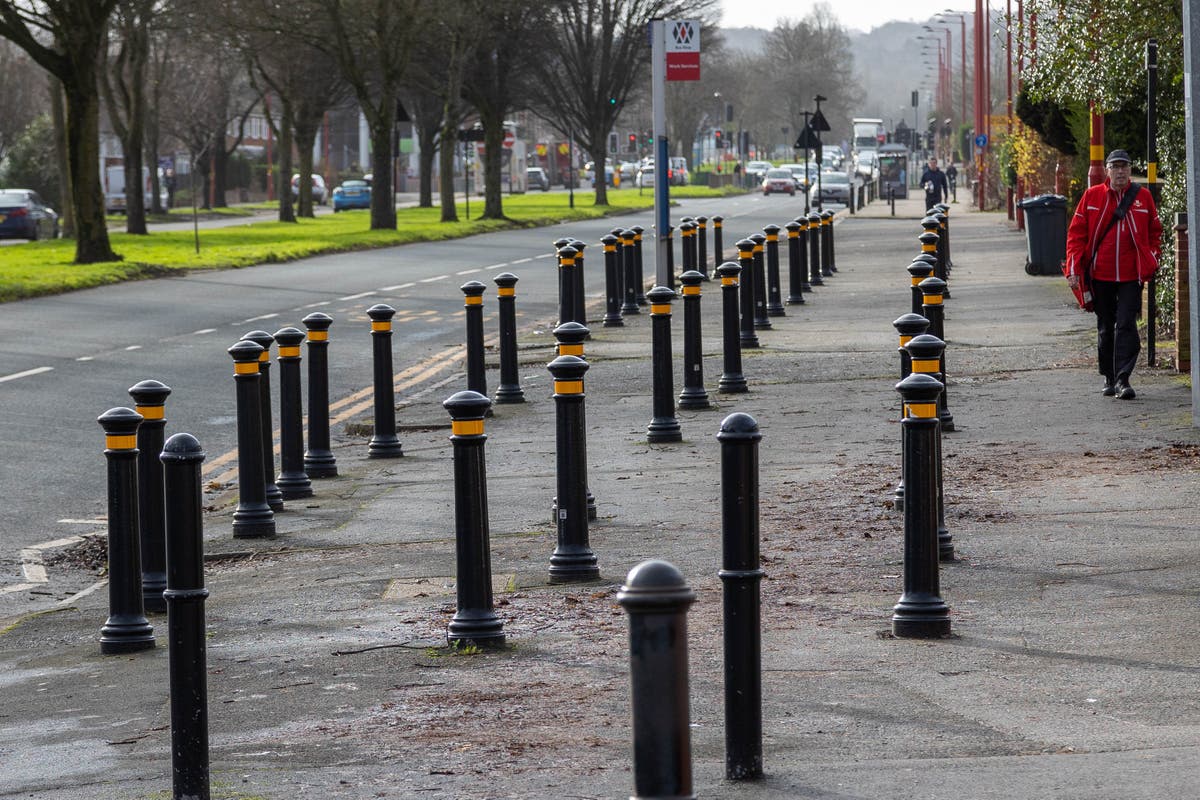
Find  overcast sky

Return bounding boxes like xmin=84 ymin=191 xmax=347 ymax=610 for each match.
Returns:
xmin=717 ymin=0 xmax=970 ymax=34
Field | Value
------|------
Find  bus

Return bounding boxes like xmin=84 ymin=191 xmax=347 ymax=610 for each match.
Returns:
xmin=851 ymin=118 xmax=886 ymax=153
xmin=877 ymin=143 xmax=910 ymax=198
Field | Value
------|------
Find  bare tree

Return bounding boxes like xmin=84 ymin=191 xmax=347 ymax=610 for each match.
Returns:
xmin=0 ymin=39 xmax=43 ymax=165
xmin=530 ymin=0 xmax=718 ymax=206
xmin=0 ymin=0 xmax=121 ymax=262
xmin=400 ymin=86 xmax=442 ymax=208
xmin=101 ymin=0 xmax=157 ymax=234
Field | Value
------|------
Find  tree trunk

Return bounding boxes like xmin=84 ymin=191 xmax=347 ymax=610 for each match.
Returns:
xmin=590 ymin=129 xmax=608 ymax=206
xmin=213 ymin=147 xmax=229 ymax=207
xmin=276 ymin=100 xmax=296 ymax=223
xmin=294 ymin=122 xmax=318 ymax=217
xmin=479 ymin=108 xmax=504 ymax=219
xmin=418 ymin=124 xmax=436 ymax=208
xmin=50 ymin=78 xmax=75 ymax=239
xmin=63 ymin=71 xmax=118 ymax=262
xmin=439 ymin=122 xmax=459 ymax=222
xmin=368 ymin=113 xmax=396 ymax=229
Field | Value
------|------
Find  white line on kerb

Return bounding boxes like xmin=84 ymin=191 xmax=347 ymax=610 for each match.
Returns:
xmin=0 ymin=366 xmax=53 ymax=384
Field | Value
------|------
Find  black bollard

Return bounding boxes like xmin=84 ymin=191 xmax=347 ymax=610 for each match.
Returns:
xmin=601 ymin=234 xmax=625 ymax=327
xmin=273 ymin=327 xmax=314 ymax=500
xmin=736 ymin=239 xmax=761 ymax=349
xmin=908 ymin=259 xmax=935 ymax=316
xmin=807 ymin=212 xmax=824 ymax=287
xmin=749 ymin=233 xmax=771 ymax=330
xmin=632 ymin=225 xmax=648 ymax=304
xmin=794 ymin=217 xmax=813 ymax=293
xmin=935 ymin=202 xmax=953 ymax=269
xmin=366 ymin=304 xmax=404 ymax=458
xmin=890 ymin=184 xmax=896 ymax=215
xmin=891 ymin=313 xmax=931 ymax=513
xmin=160 ymin=432 xmax=210 ymax=800
xmin=763 ymin=224 xmax=786 ymax=316
xmin=892 ymin=373 xmax=952 ymax=638
xmin=679 ymin=221 xmax=695 ymax=275
xmin=492 ymin=272 xmax=525 ymax=403
xmin=547 ymin=355 xmax=600 ymax=582
xmin=716 ymin=262 xmax=749 ymax=393
xmin=555 ymin=245 xmax=578 ymax=328
xmin=553 ymin=321 xmax=597 ymax=521
xmin=228 ymin=341 xmax=276 ymax=538
xmin=442 ymin=390 xmax=506 ymax=648
xmin=906 ymin=333 xmax=953 ymax=561
xmin=825 ymin=209 xmax=839 ymax=273
xmin=919 ymin=276 xmax=955 ymax=432
xmin=621 ymin=230 xmax=641 ymax=316
xmin=784 ymin=221 xmax=806 ymax=305
xmin=240 ymin=330 xmax=284 ymax=512
xmin=712 ymin=214 xmax=725 ymax=273
xmin=932 ymin=210 xmax=951 ymax=297
xmin=718 ymin=412 xmax=764 ymax=781
xmin=97 ymin=407 xmax=156 ymax=653
xmin=696 ymin=216 xmax=710 ymax=280
xmin=302 ymin=312 xmax=338 ymax=478
xmin=646 ymin=285 xmax=683 ymax=443
xmin=678 ymin=270 xmax=711 ymax=410
xmin=919 ymin=227 xmax=941 ymax=284
xmin=570 ymin=239 xmax=588 ymax=327
xmin=128 ymin=379 xmax=171 ymax=614
xmin=820 ymin=211 xmax=835 ymax=276
xmin=462 ymin=281 xmax=489 ymax=400
xmin=618 ymin=560 xmax=696 ymax=800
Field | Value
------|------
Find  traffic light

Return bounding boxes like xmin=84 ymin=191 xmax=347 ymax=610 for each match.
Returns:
xmin=644 ymin=131 xmax=654 ymax=147
xmin=714 ymin=129 xmax=724 ymax=149
xmin=628 ymin=132 xmax=637 ymax=152
xmin=608 ymin=132 xmax=618 ymax=153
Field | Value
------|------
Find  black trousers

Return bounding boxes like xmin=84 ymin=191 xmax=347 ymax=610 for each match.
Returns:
xmin=1093 ymin=279 xmax=1141 ymax=382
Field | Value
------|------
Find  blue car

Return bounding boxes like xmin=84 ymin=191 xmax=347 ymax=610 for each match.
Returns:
xmin=0 ymin=189 xmax=59 ymax=241
xmin=332 ymin=180 xmax=371 ymax=211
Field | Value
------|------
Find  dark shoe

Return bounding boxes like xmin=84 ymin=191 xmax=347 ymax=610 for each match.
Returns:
xmin=1115 ymin=380 xmax=1136 ymax=400
xmin=1102 ymin=378 xmax=1116 ymax=397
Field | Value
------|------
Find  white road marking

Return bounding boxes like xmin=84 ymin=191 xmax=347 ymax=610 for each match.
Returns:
xmin=512 ymin=257 xmax=533 ymax=264
xmin=339 ymin=291 xmax=377 ymax=301
xmin=238 ymin=313 xmax=280 ymax=324
xmin=124 ymin=345 xmax=141 ymax=351
xmin=483 ymin=263 xmax=508 ymax=269
xmin=456 ymin=268 xmax=481 ymax=275
xmin=419 ymin=275 xmax=449 ymax=283
xmin=76 ymin=356 xmax=93 ymax=362
xmin=300 ymin=301 xmax=331 ymax=308
xmin=192 ymin=328 xmax=217 ymax=335
xmin=534 ymin=253 xmax=554 ymax=259
xmin=380 ymin=283 xmax=414 ymax=291
xmin=0 ymin=366 xmax=53 ymax=384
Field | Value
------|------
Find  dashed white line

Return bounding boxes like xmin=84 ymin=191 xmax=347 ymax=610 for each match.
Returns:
xmin=192 ymin=328 xmax=217 ymax=335
xmin=339 ymin=291 xmax=377 ymax=301
xmin=483 ymin=263 xmax=508 ymax=270
xmin=419 ymin=275 xmax=449 ymax=283
xmin=0 ymin=366 xmax=53 ymax=384
xmin=238 ymin=313 xmax=280 ymax=324
xmin=512 ymin=257 xmax=533 ymax=264
xmin=534 ymin=253 xmax=554 ymax=259
xmin=300 ymin=301 xmax=331 ymax=308
xmin=75 ymin=356 xmax=93 ymax=362
xmin=455 ymin=268 xmax=482 ymax=275
xmin=380 ymin=283 xmax=414 ymax=291
xmin=124 ymin=345 xmax=142 ymax=351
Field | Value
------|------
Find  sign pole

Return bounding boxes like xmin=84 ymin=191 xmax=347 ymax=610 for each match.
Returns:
xmin=652 ymin=18 xmax=669 ymax=288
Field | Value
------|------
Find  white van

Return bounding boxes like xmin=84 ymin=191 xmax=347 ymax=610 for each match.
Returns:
xmin=667 ymin=157 xmax=689 ymax=186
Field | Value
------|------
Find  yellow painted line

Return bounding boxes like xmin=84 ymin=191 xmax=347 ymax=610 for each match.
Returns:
xmin=1148 ymin=162 xmax=1158 ymax=183
xmin=899 ymin=335 xmax=913 ymax=346
xmin=307 ymin=331 xmax=329 ymax=342
xmin=722 ymin=277 xmax=738 ymax=286
xmin=497 ymin=287 xmax=515 ymax=297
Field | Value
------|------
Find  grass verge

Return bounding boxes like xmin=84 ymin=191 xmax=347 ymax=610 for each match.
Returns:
xmin=2 ymin=185 xmax=744 ymax=303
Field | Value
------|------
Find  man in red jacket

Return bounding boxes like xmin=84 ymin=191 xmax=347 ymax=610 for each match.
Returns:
xmin=1064 ymin=149 xmax=1162 ymax=399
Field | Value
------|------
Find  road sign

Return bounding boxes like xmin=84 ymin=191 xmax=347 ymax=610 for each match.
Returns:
xmin=793 ymin=124 xmax=821 ymax=150
xmin=666 ymin=19 xmax=700 ymax=81
xmin=810 ymin=109 xmax=831 ymax=133
xmin=974 ymin=133 xmax=989 ymax=148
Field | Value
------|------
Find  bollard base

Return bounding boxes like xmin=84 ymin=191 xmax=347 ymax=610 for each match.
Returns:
xmin=939 ymin=531 xmax=955 ymax=562
xmin=894 ymin=483 xmax=905 ymax=513
xmin=100 ymin=615 xmax=156 ymax=654
xmin=678 ymin=388 xmax=711 ymax=410
xmin=810 ymin=276 xmax=824 ymax=287
xmin=603 ymin=315 xmax=625 ymax=327
xmin=232 ymin=504 xmax=275 ymax=539
xmin=786 ymin=294 xmax=805 ymax=305
xmin=647 ymin=417 xmax=683 ymax=443
xmin=493 ymin=386 xmax=526 ymax=404
xmin=767 ymin=304 xmax=786 ymax=317
xmin=277 ymin=471 xmax=314 ymax=500
xmin=940 ymin=411 xmax=955 ymax=432
xmin=718 ymin=375 xmax=749 ymax=394
xmin=739 ymin=334 xmax=761 ymax=349
xmin=447 ymin=610 xmax=506 ymax=649
xmin=752 ymin=318 xmax=773 ymax=330
xmin=891 ymin=597 xmax=952 ymax=639
xmin=142 ymin=573 xmax=167 ymax=614
xmin=304 ymin=452 xmax=339 ymax=478
xmin=549 ymin=550 xmax=600 ymax=583
xmin=801 ymin=281 xmax=813 ymax=292
xmin=266 ymin=484 xmax=284 ymax=512
xmin=368 ymin=435 xmax=404 ymax=458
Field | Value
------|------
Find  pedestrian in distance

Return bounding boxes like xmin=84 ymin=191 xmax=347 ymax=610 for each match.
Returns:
xmin=919 ymin=157 xmax=949 ymax=210
xmin=1064 ymin=149 xmax=1162 ymax=400
xmin=945 ymin=162 xmax=958 ymax=201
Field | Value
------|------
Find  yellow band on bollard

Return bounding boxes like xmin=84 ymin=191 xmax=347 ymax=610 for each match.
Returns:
xmin=234 ymin=362 xmax=259 ymax=374
xmin=683 ymin=229 xmax=693 ymax=236
xmin=451 ymin=420 xmax=484 ymax=436
xmin=605 ymin=244 xmax=616 ymax=252
xmin=722 ymin=277 xmax=738 ymax=286
xmin=698 ymin=221 xmax=706 ymax=228
xmin=911 ymin=276 xmax=921 ymax=285
xmin=560 ymin=257 xmax=576 ymax=266
xmin=635 ymin=233 xmax=643 ymax=240
xmin=1090 ymin=144 xmax=1105 ymax=160
xmin=682 ymin=286 xmax=700 ymax=296
xmin=106 ymin=434 xmax=137 ymax=450
xmin=899 ymin=335 xmax=913 ymax=347
xmin=788 ymin=230 xmax=798 ymax=238
xmin=560 ymin=344 xmax=584 ymax=356
xmin=1148 ymin=162 xmax=1158 ymax=183
xmin=924 ymin=295 xmax=943 ymax=305
xmin=371 ymin=321 xmax=391 ymax=331
xmin=714 ymin=221 xmax=722 ymax=228
xmin=307 ymin=331 xmax=328 ymax=342
xmin=465 ymin=296 xmax=483 ymax=306
xmin=279 ymin=346 xmax=301 ymax=357
xmin=906 ymin=402 xmax=938 ymax=418
xmin=754 ymin=244 xmax=763 ymax=252
xmin=555 ymin=380 xmax=584 ymax=394
xmin=766 ymin=233 xmax=778 ymax=242
xmin=258 ymin=351 xmax=270 ymax=362
xmin=651 ymin=304 xmax=671 ymax=315
xmin=922 ymin=243 xmax=936 ymax=252
xmin=911 ymin=358 xmax=940 ymax=372
xmin=738 ymin=249 xmax=753 ymax=257
xmin=497 ymin=287 xmax=515 ymax=297
xmin=823 ymin=217 xmax=831 ymax=225
xmin=136 ymin=405 xmax=164 ymax=420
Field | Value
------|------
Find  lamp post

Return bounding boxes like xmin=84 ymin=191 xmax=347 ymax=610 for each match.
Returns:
xmin=812 ymin=94 xmax=829 ymax=212
xmin=713 ymin=91 xmax=722 ymax=168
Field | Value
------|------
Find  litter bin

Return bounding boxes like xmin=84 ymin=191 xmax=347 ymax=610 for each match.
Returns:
xmin=1018 ymin=194 xmax=1068 ymax=275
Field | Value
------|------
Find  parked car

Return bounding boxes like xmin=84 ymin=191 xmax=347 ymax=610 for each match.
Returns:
xmin=810 ymin=170 xmax=852 ymax=205
xmin=667 ymin=156 xmax=689 ymax=186
xmin=0 ymin=189 xmax=59 ymax=241
xmin=332 ymin=179 xmax=372 ymax=211
xmin=854 ymin=150 xmax=879 ymax=180
xmin=745 ymin=160 xmax=773 ymax=182
xmin=779 ymin=163 xmax=818 ymax=192
xmin=761 ymin=168 xmax=797 ymax=196
xmin=291 ymin=173 xmax=328 ymax=204
xmin=526 ymin=167 xmax=551 ymax=191
xmin=635 ymin=165 xmax=656 ymax=188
